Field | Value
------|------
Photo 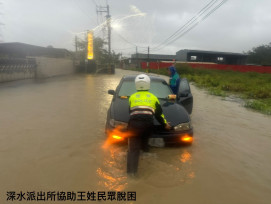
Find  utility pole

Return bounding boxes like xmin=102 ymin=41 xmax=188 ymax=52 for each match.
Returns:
xmin=74 ymin=35 xmax=78 ymax=69
xmin=75 ymin=36 xmax=78 ymax=52
xmin=147 ymin=46 xmax=150 ymax=68
xmin=96 ymin=3 xmax=112 ymax=73
xmin=136 ymin=46 xmax=138 ymax=68
xmin=106 ymin=4 xmax=111 ymax=56
xmin=96 ymin=4 xmax=111 ymax=57
xmin=85 ymin=31 xmax=88 ymax=73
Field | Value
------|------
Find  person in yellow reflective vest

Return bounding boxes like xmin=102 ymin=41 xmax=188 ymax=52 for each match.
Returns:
xmin=127 ymin=74 xmax=171 ymax=174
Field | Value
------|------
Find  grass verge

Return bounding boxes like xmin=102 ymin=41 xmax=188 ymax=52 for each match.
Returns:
xmin=144 ymin=64 xmax=271 ymax=115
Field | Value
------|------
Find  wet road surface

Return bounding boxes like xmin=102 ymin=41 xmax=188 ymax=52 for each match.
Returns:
xmin=0 ymin=69 xmax=271 ymax=204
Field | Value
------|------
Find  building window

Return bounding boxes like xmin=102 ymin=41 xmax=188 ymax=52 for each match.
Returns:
xmin=190 ymin=56 xmax=197 ymax=61
xmin=217 ymin=57 xmax=224 ymax=61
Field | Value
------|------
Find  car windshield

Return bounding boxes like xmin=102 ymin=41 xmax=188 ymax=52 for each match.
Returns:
xmin=118 ymin=80 xmax=172 ymax=98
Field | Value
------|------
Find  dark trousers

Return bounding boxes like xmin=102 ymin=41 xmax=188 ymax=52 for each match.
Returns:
xmin=128 ymin=119 xmax=153 ymax=151
xmin=127 ymin=118 xmax=153 ymax=174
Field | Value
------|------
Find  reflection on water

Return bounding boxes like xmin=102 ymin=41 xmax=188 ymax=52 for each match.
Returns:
xmin=97 ymin=146 xmax=128 ymax=191
xmin=1 ymin=69 xmax=271 ymax=204
xmin=180 ymin=150 xmax=192 ymax=163
xmin=178 ymin=150 xmax=195 ymax=181
xmin=98 ymin=139 xmax=196 ymax=190
xmin=188 ymin=172 xmax=195 ymax=179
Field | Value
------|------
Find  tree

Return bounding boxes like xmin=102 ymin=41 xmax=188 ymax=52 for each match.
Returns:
xmin=246 ymin=42 xmax=271 ymax=65
xmin=75 ymin=36 xmax=120 ymax=65
xmin=111 ymin=50 xmax=121 ymax=65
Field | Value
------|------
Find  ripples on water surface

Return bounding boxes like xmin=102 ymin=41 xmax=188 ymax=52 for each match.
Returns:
xmin=0 ymin=69 xmax=270 ymax=204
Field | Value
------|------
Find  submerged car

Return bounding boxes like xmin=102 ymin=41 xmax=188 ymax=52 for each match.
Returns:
xmin=105 ymin=74 xmax=193 ymax=144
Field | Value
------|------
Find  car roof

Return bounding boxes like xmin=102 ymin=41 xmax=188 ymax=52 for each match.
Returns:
xmin=122 ymin=74 xmax=166 ymax=82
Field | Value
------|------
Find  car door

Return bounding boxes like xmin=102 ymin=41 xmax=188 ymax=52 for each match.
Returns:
xmin=177 ymin=78 xmax=193 ymax=114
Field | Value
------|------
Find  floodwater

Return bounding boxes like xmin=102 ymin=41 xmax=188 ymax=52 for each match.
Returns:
xmin=0 ymin=69 xmax=271 ymax=204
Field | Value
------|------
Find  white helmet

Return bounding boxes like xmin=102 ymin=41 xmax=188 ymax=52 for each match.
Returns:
xmin=135 ymin=74 xmax=150 ymax=90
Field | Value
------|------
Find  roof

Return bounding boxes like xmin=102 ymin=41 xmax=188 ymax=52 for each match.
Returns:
xmin=131 ymin=53 xmax=175 ymax=60
xmin=177 ymin=49 xmax=247 ymax=56
xmin=0 ymin=42 xmax=71 ymax=58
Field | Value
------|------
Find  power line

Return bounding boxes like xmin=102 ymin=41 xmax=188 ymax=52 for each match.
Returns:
xmin=151 ymin=0 xmax=220 ymax=51
xmin=115 ymin=32 xmax=137 ymax=47
xmin=152 ymin=0 xmax=219 ymax=50
xmin=163 ymin=0 xmax=228 ymax=49
xmin=113 ymin=46 xmax=135 ymax=51
xmin=151 ymin=0 xmax=228 ymax=51
xmin=114 ymin=31 xmax=148 ymax=51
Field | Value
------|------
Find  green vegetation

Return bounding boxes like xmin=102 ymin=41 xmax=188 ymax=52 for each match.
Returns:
xmin=76 ymin=37 xmax=120 ymax=66
xmin=244 ymin=99 xmax=271 ymax=114
xmin=148 ymin=64 xmax=271 ymax=115
xmin=246 ymin=42 xmax=271 ymax=65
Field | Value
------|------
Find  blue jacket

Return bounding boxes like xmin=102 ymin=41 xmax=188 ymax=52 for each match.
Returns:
xmin=168 ymin=66 xmax=180 ymax=95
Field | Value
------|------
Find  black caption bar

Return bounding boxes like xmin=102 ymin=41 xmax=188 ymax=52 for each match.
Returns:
xmin=6 ymin=191 xmax=136 ymax=202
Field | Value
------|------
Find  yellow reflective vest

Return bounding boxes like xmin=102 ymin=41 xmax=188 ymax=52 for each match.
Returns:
xmin=129 ymin=91 xmax=167 ymax=125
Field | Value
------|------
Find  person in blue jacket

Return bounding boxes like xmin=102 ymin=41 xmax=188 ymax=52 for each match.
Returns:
xmin=168 ymin=66 xmax=180 ymax=94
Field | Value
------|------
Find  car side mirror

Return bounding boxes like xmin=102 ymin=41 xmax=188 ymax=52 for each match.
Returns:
xmin=108 ymin=90 xmax=115 ymax=95
xmin=178 ymin=78 xmax=191 ymax=98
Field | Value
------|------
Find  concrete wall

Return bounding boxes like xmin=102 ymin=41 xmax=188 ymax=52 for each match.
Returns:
xmin=0 ymin=65 xmax=36 ymax=83
xmin=0 ymin=72 xmax=34 ymax=83
xmin=36 ymin=57 xmax=74 ymax=78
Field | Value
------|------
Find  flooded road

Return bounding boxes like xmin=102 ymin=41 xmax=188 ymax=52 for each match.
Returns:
xmin=0 ymin=69 xmax=271 ymax=204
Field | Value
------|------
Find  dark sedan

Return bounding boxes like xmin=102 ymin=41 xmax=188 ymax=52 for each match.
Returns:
xmin=105 ymin=74 xmax=193 ymax=144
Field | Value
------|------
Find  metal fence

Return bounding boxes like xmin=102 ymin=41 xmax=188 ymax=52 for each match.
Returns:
xmin=0 ymin=58 xmax=37 ymax=83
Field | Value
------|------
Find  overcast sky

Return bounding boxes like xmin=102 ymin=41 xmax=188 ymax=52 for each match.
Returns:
xmin=1 ymin=0 xmax=271 ymax=56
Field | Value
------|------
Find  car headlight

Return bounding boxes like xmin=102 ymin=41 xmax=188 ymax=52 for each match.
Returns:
xmin=174 ymin=122 xmax=191 ymax=131
xmin=109 ymin=119 xmax=128 ymax=129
